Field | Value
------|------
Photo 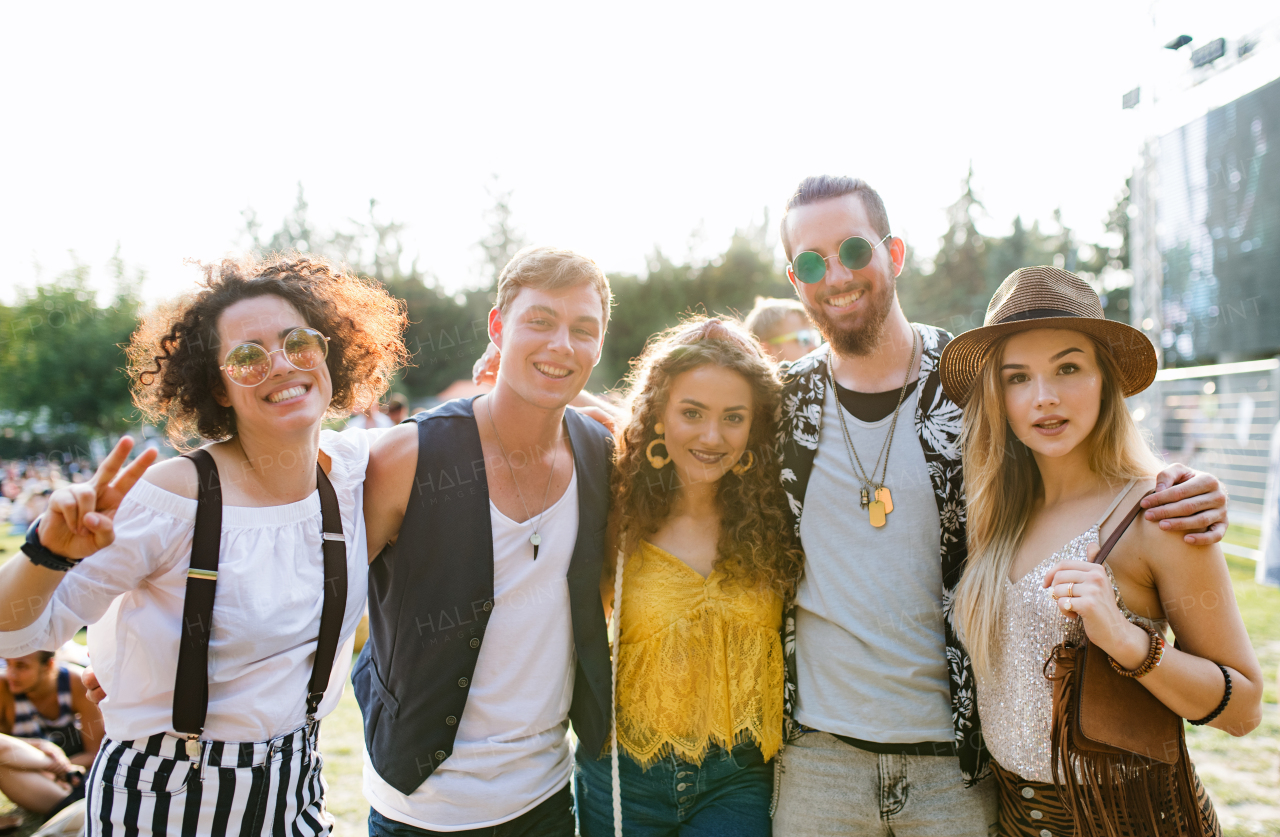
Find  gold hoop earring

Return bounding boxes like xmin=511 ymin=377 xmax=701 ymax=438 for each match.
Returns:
xmin=646 ymin=422 xmax=669 ymax=469
xmin=731 ymin=450 xmax=755 ymax=476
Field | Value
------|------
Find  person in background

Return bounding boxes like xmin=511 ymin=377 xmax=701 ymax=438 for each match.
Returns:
xmin=743 ymin=296 xmax=820 ymax=363
xmin=348 ymin=401 xmax=394 ymax=430
xmin=0 ymin=651 xmax=103 ymax=767
xmin=0 ymin=732 xmax=84 ymax=826
xmin=386 ymin=393 xmax=409 ymax=425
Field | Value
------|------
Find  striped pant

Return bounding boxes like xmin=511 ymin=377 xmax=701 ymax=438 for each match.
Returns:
xmin=85 ymin=724 xmax=333 ymax=836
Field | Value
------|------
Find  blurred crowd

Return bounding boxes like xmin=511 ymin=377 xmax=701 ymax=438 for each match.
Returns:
xmin=0 ymin=460 xmax=94 ymax=536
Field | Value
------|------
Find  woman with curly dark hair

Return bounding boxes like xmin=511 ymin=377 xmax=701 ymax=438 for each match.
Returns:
xmin=574 ymin=316 xmax=804 ymax=837
xmin=0 ymin=253 xmax=408 ymax=836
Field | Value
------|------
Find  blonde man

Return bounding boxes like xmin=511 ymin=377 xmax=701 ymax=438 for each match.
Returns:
xmin=360 ymin=246 xmax=615 ymax=835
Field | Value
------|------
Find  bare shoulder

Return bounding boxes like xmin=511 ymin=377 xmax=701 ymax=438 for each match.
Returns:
xmin=1129 ymin=475 xmax=1222 ymax=566
xmin=365 ymin=422 xmax=419 ymax=556
xmin=140 ymin=455 xmax=199 ymax=500
xmin=367 ymin=422 xmax=419 ymax=484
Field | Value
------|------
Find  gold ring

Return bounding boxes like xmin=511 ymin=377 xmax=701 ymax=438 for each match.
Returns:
xmin=1067 ymin=582 xmax=1075 ymax=598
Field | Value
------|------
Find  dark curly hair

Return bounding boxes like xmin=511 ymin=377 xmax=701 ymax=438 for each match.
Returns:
xmin=127 ymin=253 xmax=410 ymax=447
xmin=613 ymin=316 xmax=805 ymax=596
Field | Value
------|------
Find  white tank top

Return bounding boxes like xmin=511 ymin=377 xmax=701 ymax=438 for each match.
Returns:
xmin=363 ymin=468 xmax=579 ymax=830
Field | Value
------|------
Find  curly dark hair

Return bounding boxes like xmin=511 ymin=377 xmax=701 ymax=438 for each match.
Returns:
xmin=613 ymin=316 xmax=805 ymax=596
xmin=127 ymin=253 xmax=410 ymax=447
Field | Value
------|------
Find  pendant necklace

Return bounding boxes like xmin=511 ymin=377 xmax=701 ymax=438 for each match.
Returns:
xmin=485 ymin=397 xmax=560 ymax=559
xmin=826 ymin=327 xmax=918 ymax=528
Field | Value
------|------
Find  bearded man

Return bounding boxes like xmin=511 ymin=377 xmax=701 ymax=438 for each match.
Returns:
xmin=770 ymin=175 xmax=1229 ymax=836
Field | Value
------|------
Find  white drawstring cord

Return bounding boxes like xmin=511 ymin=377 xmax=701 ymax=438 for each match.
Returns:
xmin=610 ymin=546 xmax=626 ymax=837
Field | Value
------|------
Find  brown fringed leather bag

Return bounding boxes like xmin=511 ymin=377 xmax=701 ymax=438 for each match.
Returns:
xmin=1043 ymin=492 xmax=1208 ymax=837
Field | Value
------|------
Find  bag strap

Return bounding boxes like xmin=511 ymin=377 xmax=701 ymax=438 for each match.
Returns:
xmin=308 ymin=464 xmax=347 ymax=721
xmin=173 ymin=449 xmax=221 ymax=743
xmin=1092 ymin=489 xmax=1157 ymax=565
xmin=172 ymin=452 xmax=348 ymax=750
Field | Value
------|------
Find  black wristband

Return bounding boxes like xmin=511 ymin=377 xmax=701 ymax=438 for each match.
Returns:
xmin=20 ymin=518 xmax=79 ymax=572
xmin=1188 ymin=664 xmax=1232 ymax=726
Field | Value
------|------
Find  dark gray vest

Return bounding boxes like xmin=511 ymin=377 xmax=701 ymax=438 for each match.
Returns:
xmin=352 ymin=396 xmax=613 ymax=794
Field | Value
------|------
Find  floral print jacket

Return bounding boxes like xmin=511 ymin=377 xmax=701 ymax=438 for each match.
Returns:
xmin=776 ymin=323 xmax=990 ymax=786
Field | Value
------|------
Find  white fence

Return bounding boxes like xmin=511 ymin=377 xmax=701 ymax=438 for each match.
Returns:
xmin=1128 ymin=358 xmax=1280 ymax=560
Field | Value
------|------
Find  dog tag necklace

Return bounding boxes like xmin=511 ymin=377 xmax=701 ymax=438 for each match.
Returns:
xmin=826 ymin=328 xmax=917 ymax=528
xmin=486 ymin=397 xmax=560 ymax=559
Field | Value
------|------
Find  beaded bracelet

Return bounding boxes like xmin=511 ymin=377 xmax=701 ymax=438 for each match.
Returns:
xmin=1189 ymin=664 xmax=1233 ymax=726
xmin=1108 ymin=626 xmax=1165 ymax=678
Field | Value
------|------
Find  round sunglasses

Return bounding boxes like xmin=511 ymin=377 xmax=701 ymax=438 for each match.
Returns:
xmin=790 ymin=233 xmax=892 ymax=284
xmin=219 ymin=327 xmax=330 ymax=388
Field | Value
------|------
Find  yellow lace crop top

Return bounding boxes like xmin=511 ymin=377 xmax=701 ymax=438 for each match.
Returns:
xmin=614 ymin=540 xmax=784 ymax=767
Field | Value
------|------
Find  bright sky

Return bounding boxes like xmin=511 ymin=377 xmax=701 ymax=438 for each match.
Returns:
xmin=1 ymin=0 xmax=1276 ymax=304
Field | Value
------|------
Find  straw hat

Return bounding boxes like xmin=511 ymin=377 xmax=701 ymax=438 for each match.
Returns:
xmin=939 ymin=265 xmax=1157 ymax=407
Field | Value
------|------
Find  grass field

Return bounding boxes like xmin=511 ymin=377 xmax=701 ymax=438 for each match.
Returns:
xmin=1 ymin=527 xmax=1279 ymax=835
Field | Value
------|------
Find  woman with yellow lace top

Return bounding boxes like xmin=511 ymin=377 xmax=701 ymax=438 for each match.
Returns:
xmin=575 ymin=317 xmax=804 ymax=837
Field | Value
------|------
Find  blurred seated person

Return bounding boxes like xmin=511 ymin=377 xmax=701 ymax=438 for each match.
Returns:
xmin=386 ymin=393 xmax=409 ymax=425
xmin=0 ymin=652 xmax=102 ymax=768
xmin=743 ymin=296 xmax=821 ymax=363
xmin=0 ymin=732 xmax=84 ymax=824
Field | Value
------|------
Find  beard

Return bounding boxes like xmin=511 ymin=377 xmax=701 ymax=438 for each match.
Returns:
xmin=802 ymin=272 xmax=897 ymax=357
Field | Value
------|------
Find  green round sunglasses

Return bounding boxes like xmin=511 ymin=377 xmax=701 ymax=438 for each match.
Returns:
xmin=790 ymin=233 xmax=892 ymax=284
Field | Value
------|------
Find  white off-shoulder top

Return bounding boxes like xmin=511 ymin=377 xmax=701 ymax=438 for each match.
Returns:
xmin=0 ymin=428 xmax=372 ymax=744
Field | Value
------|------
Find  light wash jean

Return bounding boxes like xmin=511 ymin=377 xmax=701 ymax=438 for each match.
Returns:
xmin=772 ymin=731 xmax=996 ymax=837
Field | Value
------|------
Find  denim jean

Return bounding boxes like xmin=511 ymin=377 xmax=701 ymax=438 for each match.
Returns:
xmin=772 ymin=731 xmax=996 ymax=837
xmin=368 ymin=783 xmax=574 ymax=837
xmin=575 ymin=741 xmax=773 ymax=837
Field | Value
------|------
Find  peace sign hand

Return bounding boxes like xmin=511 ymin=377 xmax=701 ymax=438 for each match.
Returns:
xmin=38 ymin=437 xmax=158 ymax=560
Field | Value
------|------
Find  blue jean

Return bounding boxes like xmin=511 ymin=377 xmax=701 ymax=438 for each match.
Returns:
xmin=575 ymin=741 xmax=773 ymax=837
xmin=368 ymin=783 xmax=574 ymax=836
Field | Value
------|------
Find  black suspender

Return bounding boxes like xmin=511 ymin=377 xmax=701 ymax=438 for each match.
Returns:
xmin=310 ymin=461 xmax=348 ymax=718
xmin=174 ymin=449 xmax=348 ymax=758
xmin=174 ymin=449 xmax=221 ymax=751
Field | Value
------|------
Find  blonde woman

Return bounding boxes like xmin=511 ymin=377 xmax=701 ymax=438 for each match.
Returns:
xmin=574 ymin=317 xmax=804 ymax=836
xmin=942 ymin=266 xmax=1261 ymax=835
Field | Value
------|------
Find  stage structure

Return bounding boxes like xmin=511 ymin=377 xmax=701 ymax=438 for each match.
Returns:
xmin=1128 ymin=19 xmax=1280 ymax=531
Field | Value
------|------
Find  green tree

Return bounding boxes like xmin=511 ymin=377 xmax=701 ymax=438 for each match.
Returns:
xmin=0 ymin=255 xmax=143 ymax=456
xmin=899 ymin=166 xmax=992 ymax=333
xmin=478 ymin=178 xmax=528 ymax=285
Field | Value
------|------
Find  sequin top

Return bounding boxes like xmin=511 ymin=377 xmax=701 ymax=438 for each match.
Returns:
xmin=975 ymin=481 xmax=1166 ymax=783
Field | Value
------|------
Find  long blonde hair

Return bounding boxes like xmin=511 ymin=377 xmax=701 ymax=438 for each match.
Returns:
xmin=953 ymin=333 xmax=1163 ymax=679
